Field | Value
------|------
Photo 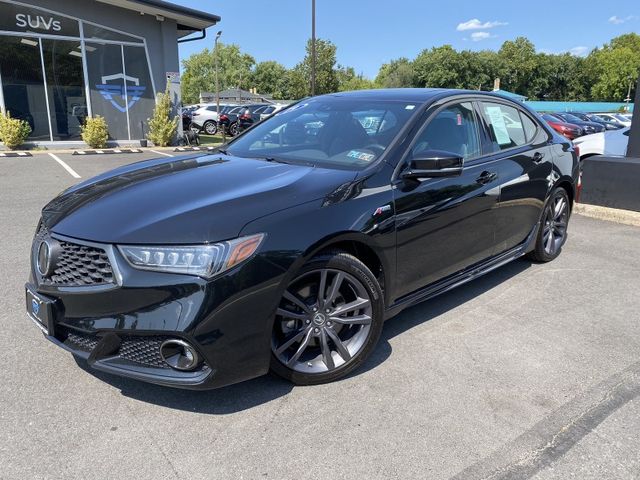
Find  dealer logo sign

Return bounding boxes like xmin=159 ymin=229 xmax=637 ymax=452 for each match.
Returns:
xmin=96 ymin=73 xmax=146 ymax=113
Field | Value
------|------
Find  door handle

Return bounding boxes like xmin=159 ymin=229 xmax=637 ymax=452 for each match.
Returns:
xmin=476 ymin=171 xmax=497 ymax=184
xmin=533 ymin=152 xmax=545 ymax=163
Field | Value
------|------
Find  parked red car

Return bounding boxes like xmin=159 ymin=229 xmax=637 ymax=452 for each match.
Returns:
xmin=541 ymin=114 xmax=583 ymax=140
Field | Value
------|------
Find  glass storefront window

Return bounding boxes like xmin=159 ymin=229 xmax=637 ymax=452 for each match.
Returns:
xmin=0 ymin=36 xmax=50 ymax=140
xmin=82 ymin=23 xmax=143 ymax=44
xmin=0 ymin=1 xmax=157 ymax=143
xmin=85 ymin=42 xmax=130 ymax=140
xmin=124 ymin=46 xmax=155 ymax=139
xmin=42 ymin=39 xmax=87 ymax=140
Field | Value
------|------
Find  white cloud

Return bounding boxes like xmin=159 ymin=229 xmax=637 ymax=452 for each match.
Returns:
xmin=569 ymin=46 xmax=589 ymax=57
xmin=457 ymin=18 xmax=508 ymax=31
xmin=471 ymin=32 xmax=493 ymax=42
xmin=609 ymin=15 xmax=639 ymax=24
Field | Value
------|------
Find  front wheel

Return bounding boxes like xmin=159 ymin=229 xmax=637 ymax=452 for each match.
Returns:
xmin=528 ymin=187 xmax=570 ymax=262
xmin=270 ymin=252 xmax=384 ymax=385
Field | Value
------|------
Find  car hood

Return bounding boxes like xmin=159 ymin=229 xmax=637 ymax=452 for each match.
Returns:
xmin=42 ymin=154 xmax=355 ymax=244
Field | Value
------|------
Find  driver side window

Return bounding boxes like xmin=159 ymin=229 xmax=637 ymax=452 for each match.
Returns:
xmin=412 ymin=102 xmax=481 ymax=161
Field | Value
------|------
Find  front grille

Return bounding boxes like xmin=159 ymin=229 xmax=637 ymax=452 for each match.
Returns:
xmin=51 ymin=241 xmax=114 ymax=286
xmin=64 ymin=329 xmax=100 ymax=352
xmin=34 ymin=223 xmax=114 ymax=287
xmin=118 ymin=336 xmax=169 ymax=368
xmin=60 ymin=326 xmax=171 ymax=369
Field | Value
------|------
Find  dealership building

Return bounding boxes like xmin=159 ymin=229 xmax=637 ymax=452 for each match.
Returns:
xmin=0 ymin=0 xmax=219 ymax=145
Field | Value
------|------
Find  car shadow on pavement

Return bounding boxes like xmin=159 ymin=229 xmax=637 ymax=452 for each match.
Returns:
xmin=80 ymin=258 xmax=533 ymax=413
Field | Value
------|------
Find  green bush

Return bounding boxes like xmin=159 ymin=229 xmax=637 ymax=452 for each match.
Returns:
xmin=81 ymin=116 xmax=109 ymax=149
xmin=147 ymin=85 xmax=178 ymax=147
xmin=0 ymin=112 xmax=31 ymax=150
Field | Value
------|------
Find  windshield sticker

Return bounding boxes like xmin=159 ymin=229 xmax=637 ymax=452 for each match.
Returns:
xmin=405 ymin=104 xmax=416 ymax=110
xmin=485 ymin=106 xmax=512 ymax=145
xmin=347 ymin=150 xmax=376 ymax=162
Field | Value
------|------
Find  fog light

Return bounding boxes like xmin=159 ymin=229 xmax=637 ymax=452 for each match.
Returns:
xmin=160 ymin=339 xmax=201 ymax=371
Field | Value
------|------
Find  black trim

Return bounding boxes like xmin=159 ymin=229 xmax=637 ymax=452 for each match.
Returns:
xmin=384 ymin=224 xmax=539 ymax=320
xmin=113 ymin=0 xmax=221 ymax=24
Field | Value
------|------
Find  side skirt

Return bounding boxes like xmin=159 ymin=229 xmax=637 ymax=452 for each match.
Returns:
xmin=384 ymin=223 xmax=539 ymax=320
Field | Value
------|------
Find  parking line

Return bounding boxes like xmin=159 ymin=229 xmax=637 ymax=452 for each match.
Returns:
xmin=48 ymin=153 xmax=81 ymax=179
xmin=150 ymin=149 xmax=174 ymax=157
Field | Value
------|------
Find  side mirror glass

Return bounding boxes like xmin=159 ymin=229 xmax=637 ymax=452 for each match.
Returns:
xmin=403 ymin=150 xmax=464 ymax=179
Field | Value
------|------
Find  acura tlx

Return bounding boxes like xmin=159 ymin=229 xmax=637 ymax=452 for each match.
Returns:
xmin=26 ymin=89 xmax=578 ymax=389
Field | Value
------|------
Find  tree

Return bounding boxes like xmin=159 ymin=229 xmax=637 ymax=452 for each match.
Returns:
xmin=251 ymin=61 xmax=289 ymax=99
xmin=498 ymin=37 xmax=537 ymax=96
xmin=336 ymin=66 xmax=375 ymax=91
xmin=375 ymin=58 xmax=417 ymax=88
xmin=413 ymin=45 xmax=467 ymax=88
xmin=586 ymin=33 xmax=640 ymax=101
xmin=180 ymin=43 xmax=255 ymax=104
xmin=292 ymin=38 xmax=339 ymax=97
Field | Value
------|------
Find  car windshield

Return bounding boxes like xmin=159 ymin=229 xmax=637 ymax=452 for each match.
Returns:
xmin=589 ymin=114 xmax=606 ymax=122
xmin=225 ymin=97 xmax=419 ymax=169
xmin=613 ymin=114 xmax=629 ymax=122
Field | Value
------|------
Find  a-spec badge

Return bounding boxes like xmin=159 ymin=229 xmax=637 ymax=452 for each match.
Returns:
xmin=373 ymin=205 xmax=391 ymax=216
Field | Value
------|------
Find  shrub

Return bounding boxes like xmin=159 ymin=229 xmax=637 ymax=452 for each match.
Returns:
xmin=0 ymin=112 xmax=31 ymax=150
xmin=81 ymin=116 xmax=109 ymax=149
xmin=147 ymin=85 xmax=178 ymax=147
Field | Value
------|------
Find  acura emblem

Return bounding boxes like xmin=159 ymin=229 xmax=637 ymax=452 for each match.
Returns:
xmin=37 ymin=239 xmax=59 ymax=277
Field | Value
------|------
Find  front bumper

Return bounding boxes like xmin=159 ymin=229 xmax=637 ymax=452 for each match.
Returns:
xmin=26 ymin=232 xmax=286 ymax=390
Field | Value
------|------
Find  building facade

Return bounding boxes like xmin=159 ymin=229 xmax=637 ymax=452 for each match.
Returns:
xmin=0 ymin=0 xmax=219 ymax=144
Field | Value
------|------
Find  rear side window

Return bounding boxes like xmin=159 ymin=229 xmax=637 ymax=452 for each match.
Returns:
xmin=521 ymin=113 xmax=538 ymax=142
xmin=480 ymin=102 xmax=529 ymax=151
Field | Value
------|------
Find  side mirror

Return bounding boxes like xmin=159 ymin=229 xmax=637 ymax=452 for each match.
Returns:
xmin=402 ymin=150 xmax=464 ymax=179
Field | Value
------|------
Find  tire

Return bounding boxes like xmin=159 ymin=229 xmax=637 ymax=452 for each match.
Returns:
xmin=229 ymin=122 xmax=239 ymax=136
xmin=527 ymin=187 xmax=571 ymax=262
xmin=203 ymin=120 xmax=218 ymax=136
xmin=270 ymin=252 xmax=384 ymax=385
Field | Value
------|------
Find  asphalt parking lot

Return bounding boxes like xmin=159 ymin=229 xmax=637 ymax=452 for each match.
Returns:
xmin=1 ymin=151 xmax=640 ymax=479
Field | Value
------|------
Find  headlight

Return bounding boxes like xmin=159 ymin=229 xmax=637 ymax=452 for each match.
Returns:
xmin=118 ymin=234 xmax=264 ymax=279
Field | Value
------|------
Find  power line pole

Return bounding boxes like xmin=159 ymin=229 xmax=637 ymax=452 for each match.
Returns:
xmin=215 ymin=31 xmax=222 ymax=114
xmin=311 ymin=0 xmax=316 ymax=96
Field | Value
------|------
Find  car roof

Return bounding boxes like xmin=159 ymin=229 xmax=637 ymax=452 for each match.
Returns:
xmin=318 ymin=88 xmax=529 ymax=104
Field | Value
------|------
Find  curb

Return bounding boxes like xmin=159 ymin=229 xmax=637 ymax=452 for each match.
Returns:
xmin=173 ymin=146 xmax=218 ymax=152
xmin=72 ymin=148 xmax=143 ymax=156
xmin=0 ymin=151 xmax=32 ymax=157
xmin=574 ymin=203 xmax=640 ymax=227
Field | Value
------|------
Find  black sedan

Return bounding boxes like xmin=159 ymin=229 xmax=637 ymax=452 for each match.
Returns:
xmin=26 ymin=89 xmax=578 ymax=389
xmin=567 ymin=112 xmax=622 ymax=131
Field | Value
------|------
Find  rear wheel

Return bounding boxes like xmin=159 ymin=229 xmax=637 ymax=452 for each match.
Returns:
xmin=203 ymin=120 xmax=218 ymax=135
xmin=270 ymin=252 xmax=384 ymax=385
xmin=528 ymin=187 xmax=570 ymax=262
xmin=229 ymin=122 xmax=239 ymax=136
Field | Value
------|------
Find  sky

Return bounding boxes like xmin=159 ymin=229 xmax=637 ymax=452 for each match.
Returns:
xmin=174 ymin=0 xmax=640 ymax=79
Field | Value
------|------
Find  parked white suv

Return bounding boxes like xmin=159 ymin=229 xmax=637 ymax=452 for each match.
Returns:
xmin=191 ymin=104 xmax=235 ymax=135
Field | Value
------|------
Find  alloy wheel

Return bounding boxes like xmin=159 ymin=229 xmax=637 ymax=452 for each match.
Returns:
xmin=542 ymin=193 xmax=569 ymax=255
xmin=272 ymin=268 xmax=373 ymax=374
xmin=204 ymin=121 xmax=217 ymax=135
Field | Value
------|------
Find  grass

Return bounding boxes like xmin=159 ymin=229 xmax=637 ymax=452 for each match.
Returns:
xmin=199 ymin=134 xmax=227 ymax=146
